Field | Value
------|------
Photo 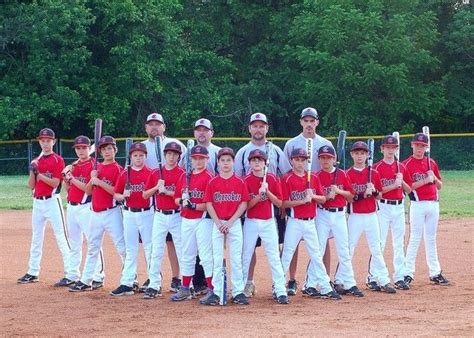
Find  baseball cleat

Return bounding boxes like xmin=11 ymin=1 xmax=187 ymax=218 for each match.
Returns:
xmin=69 ymin=281 xmax=92 ymax=292
xmin=110 ymin=285 xmax=134 ymax=297
xmin=170 ymin=286 xmax=193 ymax=301
xmin=277 ymin=295 xmax=289 ymax=304
xmin=232 ymin=293 xmax=250 ymax=305
xmin=143 ymin=287 xmax=162 ymax=299
xmin=404 ymin=275 xmax=414 ymax=286
xmin=200 ymin=292 xmax=220 ymax=306
xmin=320 ymin=290 xmax=342 ymax=300
xmin=302 ymin=287 xmax=321 ymax=298
xmin=394 ymin=280 xmax=410 ymax=290
xmin=91 ymin=280 xmax=104 ymax=290
xmin=287 ymin=280 xmax=298 ymax=296
xmin=430 ymin=273 xmax=450 ymax=286
xmin=170 ymin=277 xmax=182 ymax=293
xmin=346 ymin=286 xmax=364 ymax=297
xmin=380 ymin=283 xmax=397 ymax=294
xmin=366 ymin=281 xmax=381 ymax=292
xmin=139 ymin=279 xmax=150 ymax=293
xmin=193 ymin=284 xmax=208 ymax=296
xmin=17 ymin=273 xmax=38 ymax=284
xmin=243 ymin=281 xmax=256 ymax=298
xmin=54 ymin=277 xmax=76 ymax=287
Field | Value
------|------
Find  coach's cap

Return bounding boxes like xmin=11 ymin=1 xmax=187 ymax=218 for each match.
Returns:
xmin=37 ymin=128 xmax=55 ymax=140
xmin=129 ymin=142 xmax=147 ymax=154
xmin=248 ymin=149 xmax=268 ymax=161
xmin=163 ymin=141 xmax=182 ymax=154
xmin=290 ymin=148 xmax=309 ymax=159
xmin=351 ymin=141 xmax=369 ymax=152
xmin=146 ymin=112 xmax=164 ymax=124
xmin=73 ymin=135 xmax=91 ymax=147
xmin=382 ymin=135 xmax=398 ymax=146
xmin=194 ymin=118 xmax=213 ymax=130
xmin=318 ymin=145 xmax=336 ymax=158
xmin=412 ymin=133 xmax=429 ymax=145
xmin=300 ymin=107 xmax=318 ymax=119
xmin=191 ymin=145 xmax=209 ymax=158
xmin=249 ymin=112 xmax=268 ymax=125
xmin=217 ymin=147 xmax=235 ymax=159
xmin=98 ymin=135 xmax=116 ymax=148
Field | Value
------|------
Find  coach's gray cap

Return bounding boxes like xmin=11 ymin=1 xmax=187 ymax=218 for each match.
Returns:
xmin=146 ymin=113 xmax=164 ymax=124
xmin=249 ymin=112 xmax=268 ymax=124
xmin=301 ymin=107 xmax=318 ymax=119
xmin=194 ymin=118 xmax=213 ymax=130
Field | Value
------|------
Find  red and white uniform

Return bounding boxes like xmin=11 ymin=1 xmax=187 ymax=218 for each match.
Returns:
xmin=280 ymin=171 xmax=333 ymax=294
xmin=175 ymin=170 xmax=214 ymax=280
xmin=115 ymin=166 xmax=154 ymax=288
xmin=147 ymin=166 xmax=185 ymax=291
xmin=66 ymin=158 xmax=103 ymax=282
xmin=372 ymin=160 xmax=408 ymax=283
xmin=204 ymin=174 xmax=250 ymax=298
xmin=307 ymin=168 xmax=357 ymax=291
xmin=79 ymin=161 xmax=125 ymax=286
xmin=242 ymin=173 xmax=287 ymax=297
xmin=403 ymin=156 xmax=443 ymax=278
xmin=346 ymin=167 xmax=392 ymax=286
xmin=28 ymin=153 xmax=73 ymax=279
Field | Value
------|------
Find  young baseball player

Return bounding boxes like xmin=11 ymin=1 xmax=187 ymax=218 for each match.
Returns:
xmin=280 ymin=148 xmax=341 ymax=300
xmin=143 ymin=141 xmax=185 ymax=299
xmin=69 ymin=136 xmax=126 ymax=292
xmin=242 ymin=149 xmax=289 ymax=304
xmin=346 ymin=141 xmax=396 ymax=294
xmin=110 ymin=142 xmax=153 ymax=296
xmin=18 ymin=128 xmax=73 ymax=285
xmin=305 ymin=145 xmax=364 ymax=297
xmin=171 ymin=145 xmax=214 ymax=301
xmin=201 ymin=147 xmax=250 ymax=306
xmin=61 ymin=136 xmax=104 ymax=287
xmin=403 ymin=132 xmax=449 ymax=286
xmin=372 ymin=135 xmax=411 ymax=290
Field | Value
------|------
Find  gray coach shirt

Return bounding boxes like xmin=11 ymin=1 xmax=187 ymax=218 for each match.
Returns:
xmin=283 ymin=133 xmax=332 ymax=172
xmin=234 ymin=141 xmax=291 ymax=177
xmin=142 ymin=137 xmax=186 ymax=169
xmin=180 ymin=142 xmax=221 ymax=174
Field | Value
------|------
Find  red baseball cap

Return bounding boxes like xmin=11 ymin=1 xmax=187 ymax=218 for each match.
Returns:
xmin=163 ymin=141 xmax=182 ymax=154
xmin=37 ymin=128 xmax=55 ymax=140
xmin=191 ymin=145 xmax=209 ymax=158
xmin=217 ymin=147 xmax=235 ymax=159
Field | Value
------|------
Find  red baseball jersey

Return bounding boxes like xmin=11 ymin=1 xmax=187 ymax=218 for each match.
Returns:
xmin=203 ymin=174 xmax=250 ymax=220
xmin=244 ymin=173 xmax=282 ymax=220
xmin=92 ymin=161 xmax=123 ymax=212
xmin=373 ymin=160 xmax=408 ymax=200
xmin=317 ymin=169 xmax=355 ymax=209
xmin=175 ymin=169 xmax=214 ymax=219
xmin=403 ymin=156 xmax=442 ymax=201
xmin=281 ymin=171 xmax=324 ymax=219
xmin=67 ymin=158 xmax=93 ymax=204
xmin=33 ymin=153 xmax=65 ymax=198
xmin=146 ymin=165 xmax=185 ymax=211
xmin=346 ymin=167 xmax=383 ymax=214
xmin=115 ymin=166 xmax=152 ymax=209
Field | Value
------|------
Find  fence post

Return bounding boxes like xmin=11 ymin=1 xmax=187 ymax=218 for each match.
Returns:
xmin=27 ymin=140 xmax=32 ymax=173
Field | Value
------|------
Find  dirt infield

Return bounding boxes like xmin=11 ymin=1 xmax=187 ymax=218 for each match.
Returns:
xmin=1 ymin=210 xmax=472 ymax=336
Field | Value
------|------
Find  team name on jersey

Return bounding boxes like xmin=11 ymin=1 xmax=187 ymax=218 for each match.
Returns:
xmin=43 ymin=172 xmax=53 ymax=179
xmin=75 ymin=176 xmax=87 ymax=184
xmin=128 ymin=182 xmax=145 ymax=192
xmin=188 ymin=188 xmax=204 ymax=199
xmin=213 ymin=192 xmax=242 ymax=202
xmin=353 ymin=183 xmax=367 ymax=193
xmin=380 ymin=178 xmax=396 ymax=187
xmin=165 ymin=184 xmax=176 ymax=192
xmin=102 ymin=178 xmax=113 ymax=185
xmin=413 ymin=172 xmax=428 ymax=182
xmin=290 ymin=190 xmax=314 ymax=201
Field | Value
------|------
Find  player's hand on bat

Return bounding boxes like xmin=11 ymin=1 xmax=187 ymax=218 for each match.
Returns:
xmin=182 ymin=191 xmax=190 ymax=201
xmin=91 ymin=170 xmax=98 ymax=178
xmin=64 ymin=171 xmax=73 ymax=183
xmin=123 ymin=189 xmax=131 ymax=198
xmin=395 ymin=173 xmax=403 ymax=187
xmin=364 ymin=183 xmax=375 ymax=198
xmin=304 ymin=188 xmax=313 ymax=204
xmin=427 ymin=171 xmax=435 ymax=183
xmin=327 ymin=187 xmax=336 ymax=200
xmin=259 ymin=182 xmax=268 ymax=199
xmin=90 ymin=177 xmax=101 ymax=186
xmin=157 ymin=179 xmax=166 ymax=194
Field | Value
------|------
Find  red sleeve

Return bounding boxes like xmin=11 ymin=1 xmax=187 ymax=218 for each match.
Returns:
xmin=52 ymin=157 xmax=65 ymax=179
xmin=111 ymin=165 xmax=123 ymax=186
xmin=373 ymin=170 xmax=383 ymax=192
xmin=114 ymin=171 xmax=126 ymax=193
xmin=343 ymin=172 xmax=355 ymax=194
xmin=432 ymin=160 xmax=442 ymax=180
xmin=174 ymin=173 xmax=185 ymax=199
xmin=241 ymin=181 xmax=250 ymax=202
xmin=270 ymin=176 xmax=282 ymax=200
xmin=203 ymin=180 xmax=214 ymax=203
xmin=312 ymin=174 xmax=324 ymax=195
xmin=281 ymin=175 xmax=290 ymax=200
xmin=146 ymin=170 xmax=159 ymax=190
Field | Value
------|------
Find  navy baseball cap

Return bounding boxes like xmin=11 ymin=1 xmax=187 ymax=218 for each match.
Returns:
xmin=248 ymin=149 xmax=267 ymax=161
xmin=351 ymin=141 xmax=369 ymax=152
xmin=73 ymin=135 xmax=91 ymax=148
xmin=98 ymin=136 xmax=116 ymax=148
xmin=412 ymin=133 xmax=429 ymax=145
xmin=217 ymin=147 xmax=235 ymax=159
xmin=129 ymin=142 xmax=147 ymax=154
xmin=290 ymin=148 xmax=309 ymax=159
xmin=300 ymin=107 xmax=318 ymax=119
xmin=194 ymin=118 xmax=213 ymax=130
xmin=249 ymin=113 xmax=268 ymax=125
xmin=191 ymin=145 xmax=209 ymax=158
xmin=37 ymin=128 xmax=55 ymax=140
xmin=382 ymin=135 xmax=398 ymax=146
xmin=318 ymin=145 xmax=336 ymax=158
xmin=164 ymin=141 xmax=182 ymax=154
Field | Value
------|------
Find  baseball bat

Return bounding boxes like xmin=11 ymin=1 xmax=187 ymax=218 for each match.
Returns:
xmin=422 ymin=126 xmax=432 ymax=171
xmin=93 ymin=119 xmax=103 ymax=171
xmin=261 ymin=141 xmax=273 ymax=199
xmin=333 ymin=130 xmax=347 ymax=185
xmin=125 ymin=138 xmax=133 ymax=190
xmin=219 ymin=236 xmax=227 ymax=306
xmin=306 ymin=138 xmax=313 ymax=188
xmin=184 ymin=140 xmax=195 ymax=196
xmin=154 ymin=136 xmax=163 ymax=177
xmin=392 ymin=131 xmax=401 ymax=188
xmin=367 ymin=138 xmax=374 ymax=184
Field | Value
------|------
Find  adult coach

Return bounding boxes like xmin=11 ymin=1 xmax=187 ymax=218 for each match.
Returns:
xmin=141 ymin=112 xmax=186 ymax=293
xmin=283 ymin=107 xmax=333 ymax=294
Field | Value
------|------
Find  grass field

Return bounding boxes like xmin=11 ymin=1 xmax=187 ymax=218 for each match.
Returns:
xmin=0 ymin=171 xmax=472 ymax=218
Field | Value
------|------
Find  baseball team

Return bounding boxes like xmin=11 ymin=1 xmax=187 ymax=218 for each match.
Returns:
xmin=18 ymin=107 xmax=450 ymax=306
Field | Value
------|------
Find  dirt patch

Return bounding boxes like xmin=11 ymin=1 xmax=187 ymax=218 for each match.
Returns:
xmin=1 ymin=210 xmax=472 ymax=336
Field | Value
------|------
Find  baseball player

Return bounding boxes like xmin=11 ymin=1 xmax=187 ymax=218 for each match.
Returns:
xmin=403 ymin=132 xmax=449 ymax=286
xmin=143 ymin=141 xmax=185 ymax=299
xmin=110 ymin=142 xmax=153 ymax=296
xmin=242 ymin=149 xmax=289 ymax=304
xmin=142 ymin=112 xmax=185 ymax=292
xmin=18 ymin=128 xmax=73 ymax=285
xmin=61 ymin=136 xmax=104 ymax=287
xmin=171 ymin=145 xmax=214 ymax=301
xmin=69 ymin=136 xmax=126 ymax=292
xmin=283 ymin=107 xmax=333 ymax=294
xmin=346 ymin=141 xmax=396 ymax=294
xmin=280 ymin=148 xmax=341 ymax=300
xmin=201 ymin=147 xmax=250 ymax=306
xmin=372 ymin=135 xmax=411 ymax=290
xmin=234 ymin=112 xmax=291 ymax=297
xmin=305 ymin=145 xmax=364 ymax=297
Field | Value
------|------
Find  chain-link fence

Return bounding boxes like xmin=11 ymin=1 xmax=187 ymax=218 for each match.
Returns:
xmin=1 ymin=134 xmax=472 ymax=175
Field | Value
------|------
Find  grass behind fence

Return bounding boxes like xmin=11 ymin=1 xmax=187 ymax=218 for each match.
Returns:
xmin=0 ymin=171 xmax=472 ymax=218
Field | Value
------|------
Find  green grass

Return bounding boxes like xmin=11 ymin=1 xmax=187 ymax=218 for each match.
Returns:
xmin=0 ymin=171 xmax=472 ymax=218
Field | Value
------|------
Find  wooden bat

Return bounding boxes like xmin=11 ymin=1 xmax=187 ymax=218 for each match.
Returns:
xmin=124 ymin=138 xmax=133 ymax=190
xmin=367 ymin=138 xmax=374 ymax=184
xmin=422 ymin=126 xmax=432 ymax=171
xmin=261 ymin=141 xmax=273 ymax=199
xmin=219 ymin=236 xmax=227 ymax=306
xmin=93 ymin=119 xmax=103 ymax=171
xmin=184 ymin=140 xmax=195 ymax=197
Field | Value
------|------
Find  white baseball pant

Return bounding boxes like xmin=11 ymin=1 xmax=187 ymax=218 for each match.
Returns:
xmin=348 ymin=212 xmax=391 ymax=286
xmin=80 ymin=207 xmax=126 ymax=285
xmin=405 ymin=201 xmax=442 ymax=278
xmin=242 ymin=218 xmax=287 ymax=297
xmin=67 ymin=203 xmax=104 ymax=282
xmin=148 ymin=212 xmax=182 ymax=290
xmin=281 ymin=217 xmax=332 ymax=294
xmin=180 ymin=217 xmax=213 ymax=278
xmin=120 ymin=209 xmax=154 ymax=287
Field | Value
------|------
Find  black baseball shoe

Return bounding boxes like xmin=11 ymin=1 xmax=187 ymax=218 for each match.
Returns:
xmin=302 ymin=287 xmax=321 ymax=298
xmin=380 ymin=283 xmax=397 ymax=294
xmin=287 ymin=280 xmax=298 ymax=296
xmin=143 ymin=287 xmax=162 ymax=299
xmin=394 ymin=280 xmax=410 ymax=290
xmin=276 ymin=295 xmax=289 ymax=304
xmin=404 ymin=275 xmax=414 ymax=286
xmin=139 ymin=279 xmax=150 ymax=293
xmin=430 ymin=273 xmax=450 ymax=286
xmin=69 ymin=281 xmax=92 ymax=292
xmin=200 ymin=292 xmax=220 ymax=306
xmin=366 ymin=281 xmax=382 ymax=291
xmin=110 ymin=285 xmax=134 ymax=297
xmin=193 ymin=284 xmax=208 ymax=296
xmin=17 ymin=273 xmax=38 ymax=284
xmin=320 ymin=290 xmax=342 ymax=300
xmin=232 ymin=293 xmax=249 ymax=305
xmin=170 ymin=277 xmax=181 ymax=292
xmin=346 ymin=286 xmax=364 ymax=297
xmin=54 ymin=277 xmax=76 ymax=287
xmin=91 ymin=280 xmax=103 ymax=290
